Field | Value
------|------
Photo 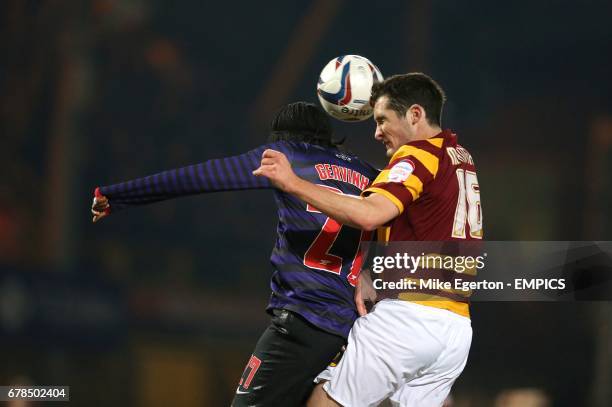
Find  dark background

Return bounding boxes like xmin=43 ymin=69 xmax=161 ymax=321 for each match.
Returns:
xmin=1 ymin=1 xmax=611 ymax=406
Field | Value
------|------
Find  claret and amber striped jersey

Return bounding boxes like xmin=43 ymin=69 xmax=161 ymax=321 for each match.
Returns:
xmin=97 ymin=140 xmax=378 ymax=338
xmin=362 ymin=129 xmax=483 ymax=317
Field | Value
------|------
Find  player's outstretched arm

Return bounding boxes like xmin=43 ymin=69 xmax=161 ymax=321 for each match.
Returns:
xmin=92 ymin=143 xmax=293 ymax=222
xmin=253 ymin=149 xmax=398 ymax=231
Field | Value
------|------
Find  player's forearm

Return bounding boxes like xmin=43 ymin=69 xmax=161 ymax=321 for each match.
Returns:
xmin=290 ymin=177 xmax=379 ymax=231
xmin=99 ymin=154 xmax=270 ymax=211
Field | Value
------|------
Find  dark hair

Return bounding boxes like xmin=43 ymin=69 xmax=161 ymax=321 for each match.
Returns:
xmin=269 ymin=102 xmax=342 ymax=147
xmin=370 ymin=73 xmax=446 ymax=126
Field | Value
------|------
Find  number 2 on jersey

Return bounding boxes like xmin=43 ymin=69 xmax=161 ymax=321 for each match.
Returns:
xmin=303 ymin=185 xmax=371 ymax=286
xmin=452 ymin=169 xmax=483 ymax=239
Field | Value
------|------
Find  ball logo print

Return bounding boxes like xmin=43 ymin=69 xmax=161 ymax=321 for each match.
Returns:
xmin=317 ymin=55 xmax=383 ymax=122
xmin=317 ymin=58 xmax=352 ymax=106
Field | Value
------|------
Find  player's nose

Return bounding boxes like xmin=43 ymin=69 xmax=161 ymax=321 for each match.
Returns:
xmin=374 ymin=125 xmax=384 ymax=140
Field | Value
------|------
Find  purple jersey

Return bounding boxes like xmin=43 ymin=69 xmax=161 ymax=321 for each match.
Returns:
xmin=98 ymin=141 xmax=378 ymax=338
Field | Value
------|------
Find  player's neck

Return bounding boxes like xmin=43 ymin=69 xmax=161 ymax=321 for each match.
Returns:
xmin=412 ymin=125 xmax=443 ymax=142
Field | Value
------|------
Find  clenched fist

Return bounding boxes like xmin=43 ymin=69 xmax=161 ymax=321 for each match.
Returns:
xmin=91 ymin=188 xmax=110 ymax=223
xmin=252 ymin=149 xmax=300 ymax=193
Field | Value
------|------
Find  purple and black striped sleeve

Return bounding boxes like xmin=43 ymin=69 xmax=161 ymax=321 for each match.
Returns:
xmin=96 ymin=142 xmax=293 ymax=212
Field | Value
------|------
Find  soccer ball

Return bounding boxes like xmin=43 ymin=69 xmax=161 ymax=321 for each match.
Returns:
xmin=317 ymin=55 xmax=383 ymax=122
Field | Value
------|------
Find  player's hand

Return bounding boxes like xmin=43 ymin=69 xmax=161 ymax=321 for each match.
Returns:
xmin=92 ymin=189 xmax=110 ymax=223
xmin=355 ymin=270 xmax=377 ymax=316
xmin=252 ymin=149 xmax=299 ymax=193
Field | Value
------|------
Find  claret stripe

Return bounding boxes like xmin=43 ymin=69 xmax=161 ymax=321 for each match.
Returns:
xmin=412 ymin=139 xmax=443 ymax=155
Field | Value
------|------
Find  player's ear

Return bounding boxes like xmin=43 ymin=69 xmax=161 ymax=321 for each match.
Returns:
xmin=408 ymin=104 xmax=426 ymax=125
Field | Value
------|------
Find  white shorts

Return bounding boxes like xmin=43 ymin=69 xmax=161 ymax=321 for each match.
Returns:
xmin=315 ymin=300 xmax=472 ymax=407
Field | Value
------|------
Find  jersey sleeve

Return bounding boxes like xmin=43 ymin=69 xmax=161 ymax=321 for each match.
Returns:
xmin=97 ymin=141 xmax=294 ymax=212
xmin=361 ymin=144 xmax=440 ymax=214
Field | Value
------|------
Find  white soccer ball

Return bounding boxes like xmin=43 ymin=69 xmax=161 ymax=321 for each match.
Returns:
xmin=317 ymin=55 xmax=384 ymax=122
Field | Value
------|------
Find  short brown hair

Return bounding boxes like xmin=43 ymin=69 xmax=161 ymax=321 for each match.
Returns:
xmin=370 ymin=73 xmax=446 ymax=126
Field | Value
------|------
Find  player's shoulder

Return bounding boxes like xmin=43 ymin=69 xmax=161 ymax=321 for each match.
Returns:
xmin=286 ymin=142 xmax=369 ymax=164
xmin=297 ymin=142 xmax=379 ymax=179
xmin=264 ymin=140 xmax=300 ymax=154
xmin=388 ymin=142 xmax=441 ymax=178
xmin=393 ymin=139 xmax=444 ymax=160
xmin=332 ymin=149 xmax=379 ymax=179
xmin=390 ymin=130 xmax=466 ymax=166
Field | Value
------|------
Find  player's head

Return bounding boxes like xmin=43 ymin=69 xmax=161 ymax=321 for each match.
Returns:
xmin=269 ymin=102 xmax=341 ymax=148
xmin=370 ymin=73 xmax=446 ymax=156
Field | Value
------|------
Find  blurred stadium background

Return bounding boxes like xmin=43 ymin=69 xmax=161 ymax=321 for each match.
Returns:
xmin=1 ymin=0 xmax=611 ymax=406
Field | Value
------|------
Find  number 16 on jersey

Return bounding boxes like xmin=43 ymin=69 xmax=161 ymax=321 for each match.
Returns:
xmin=452 ymin=168 xmax=483 ymax=239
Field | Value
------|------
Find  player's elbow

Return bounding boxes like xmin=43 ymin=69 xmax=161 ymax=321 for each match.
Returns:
xmin=353 ymin=213 xmax=382 ymax=232
xmin=352 ymin=198 xmax=394 ymax=231
xmin=360 ymin=222 xmax=379 ymax=232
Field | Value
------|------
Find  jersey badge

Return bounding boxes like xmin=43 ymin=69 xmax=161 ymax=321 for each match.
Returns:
xmin=388 ymin=159 xmax=415 ymax=183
